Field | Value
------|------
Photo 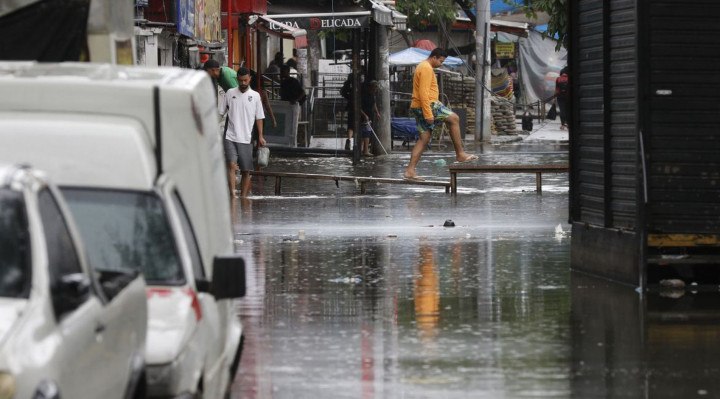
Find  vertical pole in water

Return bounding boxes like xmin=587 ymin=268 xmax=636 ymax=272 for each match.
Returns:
xmin=475 ymin=0 xmax=491 ymax=143
xmin=352 ymin=29 xmax=362 ymax=164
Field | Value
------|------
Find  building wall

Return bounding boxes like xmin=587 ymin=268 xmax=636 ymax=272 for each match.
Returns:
xmin=570 ymin=0 xmax=640 ymax=286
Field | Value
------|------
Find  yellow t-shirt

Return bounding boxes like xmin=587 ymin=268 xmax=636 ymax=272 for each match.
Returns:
xmin=411 ymin=60 xmax=439 ymax=120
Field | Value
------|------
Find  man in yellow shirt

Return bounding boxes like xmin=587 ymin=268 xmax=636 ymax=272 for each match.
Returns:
xmin=404 ymin=48 xmax=477 ymax=181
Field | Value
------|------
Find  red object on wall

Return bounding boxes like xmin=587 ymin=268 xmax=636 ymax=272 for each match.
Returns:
xmin=222 ymin=0 xmax=266 ymax=15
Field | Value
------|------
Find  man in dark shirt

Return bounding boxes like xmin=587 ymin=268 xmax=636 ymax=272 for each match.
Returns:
xmin=279 ymin=65 xmax=305 ymax=104
xmin=279 ymin=65 xmax=306 ymax=141
xmin=555 ymin=66 xmax=570 ymax=130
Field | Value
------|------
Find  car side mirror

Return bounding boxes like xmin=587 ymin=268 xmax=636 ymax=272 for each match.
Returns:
xmin=211 ymin=256 xmax=246 ymax=299
xmin=195 ymin=278 xmax=211 ymax=293
xmin=54 ymin=273 xmax=91 ymax=317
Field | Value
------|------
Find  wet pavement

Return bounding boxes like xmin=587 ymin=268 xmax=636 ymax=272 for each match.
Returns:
xmin=229 ymin=142 xmax=720 ymax=399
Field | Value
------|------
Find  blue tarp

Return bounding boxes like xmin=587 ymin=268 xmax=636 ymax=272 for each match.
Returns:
xmin=464 ymin=0 xmax=523 ymax=17
xmin=388 ymin=48 xmax=464 ymax=67
xmin=391 ymin=117 xmax=419 ymax=143
xmin=491 ymin=0 xmax=522 ymax=15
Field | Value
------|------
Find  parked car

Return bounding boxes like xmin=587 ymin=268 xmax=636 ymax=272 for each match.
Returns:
xmin=0 ymin=164 xmax=147 ymax=399
xmin=0 ymin=61 xmax=246 ymax=399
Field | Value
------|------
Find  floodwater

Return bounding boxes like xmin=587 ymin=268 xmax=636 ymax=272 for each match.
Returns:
xmin=229 ymin=143 xmax=720 ymax=399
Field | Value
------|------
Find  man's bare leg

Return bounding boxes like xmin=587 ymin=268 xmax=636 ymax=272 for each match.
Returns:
xmin=404 ymin=131 xmax=431 ymax=178
xmin=362 ymin=137 xmax=373 ymax=156
xmin=240 ymin=171 xmax=252 ymax=198
xmin=227 ymin=162 xmax=238 ymax=198
xmin=444 ymin=113 xmax=475 ymax=162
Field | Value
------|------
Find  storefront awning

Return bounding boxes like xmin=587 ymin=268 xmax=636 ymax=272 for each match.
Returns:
xmin=257 ymin=15 xmax=308 ymax=48
xmin=368 ymin=0 xmax=393 ymax=26
xmin=268 ymin=0 xmax=370 ymax=30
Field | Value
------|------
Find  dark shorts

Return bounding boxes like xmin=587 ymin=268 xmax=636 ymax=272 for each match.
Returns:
xmin=411 ymin=101 xmax=454 ymax=135
xmin=361 ymin=121 xmax=373 ymax=138
xmin=224 ymin=139 xmax=253 ymax=171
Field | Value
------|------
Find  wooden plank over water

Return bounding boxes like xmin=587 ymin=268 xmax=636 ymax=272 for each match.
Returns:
xmin=448 ymin=164 xmax=569 ymax=194
xmin=250 ymin=171 xmax=451 ymax=195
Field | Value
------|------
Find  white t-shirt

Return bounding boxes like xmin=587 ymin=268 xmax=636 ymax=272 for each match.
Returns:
xmin=219 ymin=87 xmax=265 ymax=144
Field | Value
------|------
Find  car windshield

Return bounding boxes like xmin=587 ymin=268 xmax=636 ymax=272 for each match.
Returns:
xmin=62 ymin=188 xmax=185 ymax=285
xmin=0 ymin=189 xmax=30 ymax=298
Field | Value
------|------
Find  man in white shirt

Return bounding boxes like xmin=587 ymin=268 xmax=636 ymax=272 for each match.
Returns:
xmin=219 ymin=67 xmax=266 ymax=198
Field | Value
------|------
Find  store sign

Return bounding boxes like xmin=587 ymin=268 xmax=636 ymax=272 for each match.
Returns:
xmin=269 ymin=15 xmax=369 ymax=30
xmin=177 ymin=0 xmax=195 ymax=38
xmin=495 ymin=42 xmax=515 ymax=59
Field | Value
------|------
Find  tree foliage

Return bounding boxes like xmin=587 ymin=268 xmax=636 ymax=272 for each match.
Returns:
xmin=506 ymin=0 xmax=568 ymax=49
xmin=395 ymin=0 xmax=456 ymax=32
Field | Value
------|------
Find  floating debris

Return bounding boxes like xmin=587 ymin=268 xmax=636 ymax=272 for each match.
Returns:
xmin=554 ymin=223 xmax=569 ymax=240
xmin=659 ymin=279 xmax=686 ymax=289
xmin=328 ymin=276 xmax=362 ymax=284
xmin=443 ymin=219 xmax=455 ymax=227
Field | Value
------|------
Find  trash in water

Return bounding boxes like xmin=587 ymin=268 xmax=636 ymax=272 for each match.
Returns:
xmin=659 ymin=279 xmax=686 ymax=289
xmin=554 ymin=224 xmax=568 ymax=239
xmin=434 ymin=159 xmax=447 ymax=166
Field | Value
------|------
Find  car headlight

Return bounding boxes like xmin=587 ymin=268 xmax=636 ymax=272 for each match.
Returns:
xmin=0 ymin=373 xmax=15 ymax=399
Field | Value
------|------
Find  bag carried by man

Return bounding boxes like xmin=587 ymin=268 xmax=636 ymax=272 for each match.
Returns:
xmin=257 ymin=146 xmax=270 ymax=167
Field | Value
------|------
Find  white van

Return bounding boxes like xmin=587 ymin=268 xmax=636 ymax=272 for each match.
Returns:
xmin=0 ymin=62 xmax=246 ymax=398
xmin=0 ymin=164 xmax=147 ymax=399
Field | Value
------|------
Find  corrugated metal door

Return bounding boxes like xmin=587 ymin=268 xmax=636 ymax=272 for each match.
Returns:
xmin=646 ymin=0 xmax=720 ymax=234
xmin=573 ymin=0 xmax=638 ymax=229
xmin=574 ymin=0 xmax=605 ymax=226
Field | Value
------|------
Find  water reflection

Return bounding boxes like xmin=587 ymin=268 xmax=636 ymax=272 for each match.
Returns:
xmin=571 ymin=273 xmax=720 ymax=398
xmin=234 ymin=224 xmax=574 ymax=398
xmin=220 ymin=149 xmax=720 ymax=398
xmin=414 ymin=241 xmax=440 ymax=343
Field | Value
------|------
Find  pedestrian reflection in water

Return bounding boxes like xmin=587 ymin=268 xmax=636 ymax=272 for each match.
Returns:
xmin=414 ymin=242 xmax=439 ymax=343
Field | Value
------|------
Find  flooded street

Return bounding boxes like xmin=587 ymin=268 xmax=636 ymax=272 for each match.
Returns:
xmin=229 ymin=144 xmax=720 ymax=398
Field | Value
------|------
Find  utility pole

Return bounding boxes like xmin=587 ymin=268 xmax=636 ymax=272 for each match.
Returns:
xmin=352 ymin=29 xmax=361 ymax=164
xmin=475 ymin=0 xmax=491 ymax=143
xmin=374 ymin=25 xmax=391 ymax=156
